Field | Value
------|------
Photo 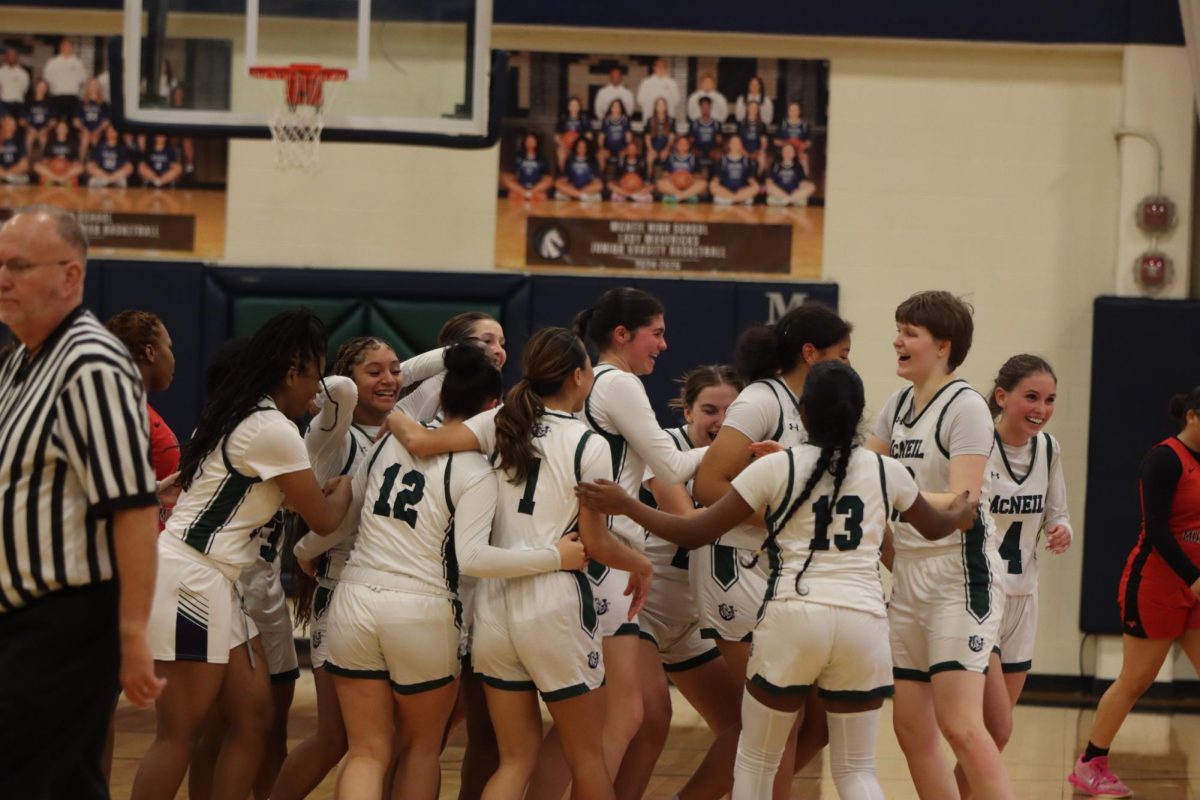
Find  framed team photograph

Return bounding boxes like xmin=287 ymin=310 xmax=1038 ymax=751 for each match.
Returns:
xmin=493 ymin=52 xmax=830 ymax=278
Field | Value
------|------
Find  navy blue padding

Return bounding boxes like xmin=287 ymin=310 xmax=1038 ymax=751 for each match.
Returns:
xmin=95 ymin=259 xmax=207 ymax=442
xmin=1081 ymin=297 xmax=1200 ymax=633
xmin=10 ymin=0 xmax=1185 ymax=45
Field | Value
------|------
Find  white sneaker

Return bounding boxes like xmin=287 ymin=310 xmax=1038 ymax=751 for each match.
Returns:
xmin=713 ymin=196 xmax=733 ymax=206
xmin=766 ymin=195 xmax=788 ymax=206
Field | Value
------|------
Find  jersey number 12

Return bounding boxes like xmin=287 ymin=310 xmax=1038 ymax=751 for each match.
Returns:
xmin=372 ymin=463 xmax=426 ymax=527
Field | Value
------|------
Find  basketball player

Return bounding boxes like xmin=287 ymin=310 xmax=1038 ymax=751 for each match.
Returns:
xmin=387 ymin=327 xmax=655 ymax=799
xmin=734 ymin=76 xmax=774 ymax=126
xmin=864 ymin=290 xmax=1015 ymax=800
xmin=679 ymin=303 xmax=850 ymax=800
xmin=0 ymin=114 xmax=29 ymax=184
xmin=138 ymin=134 xmax=183 ymax=188
xmin=765 ymin=142 xmax=815 ymax=207
xmin=709 ymin=135 xmax=759 ymax=206
xmin=737 ymin=101 xmax=768 ymax=176
xmin=500 ymin=133 xmax=552 ymax=201
xmin=21 ymin=79 xmax=55 ymax=154
xmin=33 ymin=118 xmax=82 ymax=187
xmin=689 ymin=97 xmax=724 ymax=168
xmin=273 ymin=334 xmax=443 ymax=799
xmin=655 ymin=136 xmax=705 ymax=203
xmin=954 ymin=354 xmax=1070 ymax=798
xmin=131 ymin=310 xmax=353 ymax=800
xmin=608 ymin=140 xmax=652 ymax=203
xmin=577 ymin=361 xmax=977 ymax=800
xmin=1069 ymin=388 xmax=1200 ymax=797
xmin=319 ymin=343 xmax=587 ymax=800
xmin=644 ymin=97 xmax=676 ymax=177
xmin=555 ymin=136 xmax=604 ymax=201
xmin=598 ymin=100 xmax=632 ymax=173
xmin=776 ymin=102 xmax=813 ymax=173
xmin=87 ymin=125 xmax=134 ymax=188
xmin=615 ymin=365 xmax=744 ymax=800
xmin=397 ymin=310 xmax=507 ymax=425
xmin=72 ymin=78 xmax=109 ymax=153
xmin=555 ymin=96 xmax=591 ymax=171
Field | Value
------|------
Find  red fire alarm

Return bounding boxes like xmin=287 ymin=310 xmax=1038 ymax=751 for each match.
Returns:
xmin=1136 ymin=195 xmax=1176 ymax=233
xmin=1133 ymin=250 xmax=1173 ymax=290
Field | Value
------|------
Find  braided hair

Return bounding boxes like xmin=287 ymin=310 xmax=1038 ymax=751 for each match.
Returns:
xmin=179 ymin=309 xmax=327 ymax=490
xmin=746 ymin=361 xmax=865 ymax=584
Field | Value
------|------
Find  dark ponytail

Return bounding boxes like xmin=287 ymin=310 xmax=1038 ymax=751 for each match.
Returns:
xmin=742 ymin=361 xmax=863 ymax=571
xmin=1169 ymin=386 xmax=1200 ymax=422
xmin=735 ymin=303 xmax=851 ymax=383
xmin=440 ymin=341 xmax=503 ymax=419
xmin=573 ymin=287 xmax=664 ymax=351
xmin=494 ymin=327 xmax=588 ymax=483
xmin=180 ymin=309 xmax=327 ymax=490
xmin=989 ymin=354 xmax=1056 ymax=417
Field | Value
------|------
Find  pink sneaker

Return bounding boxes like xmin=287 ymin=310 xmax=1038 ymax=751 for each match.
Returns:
xmin=1068 ymin=755 xmax=1133 ymax=797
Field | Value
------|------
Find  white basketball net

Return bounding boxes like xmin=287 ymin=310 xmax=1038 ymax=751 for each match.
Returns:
xmin=262 ymin=78 xmax=343 ymax=172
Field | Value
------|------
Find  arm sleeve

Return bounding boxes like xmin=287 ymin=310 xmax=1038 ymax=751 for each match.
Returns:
xmin=722 ymin=384 xmax=776 ymax=442
xmin=1139 ymin=445 xmax=1200 ymax=586
xmin=605 ymin=374 xmax=704 ymax=483
xmin=241 ymin=420 xmax=311 ymax=482
xmin=305 ymin=376 xmax=357 ymax=476
xmin=463 ymin=406 xmax=499 ymax=455
xmin=454 ymin=462 xmax=561 ymax=578
xmin=400 ymin=346 xmax=447 ymax=384
xmin=1043 ymin=435 xmax=1072 ymax=537
xmin=56 ymin=364 xmax=157 ymax=513
xmin=395 ymin=373 xmax=444 ymax=421
xmin=294 ymin=440 xmax=372 ymax=560
xmin=884 ymin=456 xmax=921 ymax=513
xmin=943 ymin=392 xmax=995 ymax=458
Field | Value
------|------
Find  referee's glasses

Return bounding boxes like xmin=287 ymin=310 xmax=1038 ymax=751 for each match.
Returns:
xmin=0 ymin=258 xmax=71 ymax=275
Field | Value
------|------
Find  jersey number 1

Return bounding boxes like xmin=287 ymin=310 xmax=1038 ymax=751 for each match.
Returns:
xmin=372 ymin=463 xmax=426 ymax=527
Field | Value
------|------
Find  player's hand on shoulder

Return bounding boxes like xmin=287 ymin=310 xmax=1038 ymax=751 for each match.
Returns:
xmin=385 ymin=409 xmax=419 ymax=444
xmin=574 ymin=478 xmax=633 ymax=515
xmin=748 ymin=440 xmax=785 ymax=458
xmin=556 ymin=532 xmax=587 ymax=571
xmin=1044 ymin=524 xmax=1072 ymax=554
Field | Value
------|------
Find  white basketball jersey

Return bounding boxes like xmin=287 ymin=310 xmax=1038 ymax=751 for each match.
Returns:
xmin=733 ymin=445 xmax=919 ymax=617
xmin=165 ymin=399 xmax=309 ymax=570
xmin=873 ymin=379 xmax=996 ymax=554
xmin=988 ymin=431 xmax=1062 ymax=596
xmin=314 ymin=423 xmax=376 ymax=582
xmin=584 ymin=365 xmax=650 ymax=547
xmin=492 ymin=411 xmax=612 ymax=551
xmin=344 ymin=435 xmax=492 ymax=598
xmin=643 ymin=426 xmax=697 ymax=574
xmin=717 ymin=378 xmax=809 ymax=549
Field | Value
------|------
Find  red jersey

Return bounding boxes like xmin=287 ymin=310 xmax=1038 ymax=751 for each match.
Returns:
xmin=147 ymin=404 xmax=179 ymax=530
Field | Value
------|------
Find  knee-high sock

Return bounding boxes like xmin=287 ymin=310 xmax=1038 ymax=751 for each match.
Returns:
xmin=827 ymin=709 xmax=884 ymax=800
xmin=731 ymin=690 xmax=798 ymax=800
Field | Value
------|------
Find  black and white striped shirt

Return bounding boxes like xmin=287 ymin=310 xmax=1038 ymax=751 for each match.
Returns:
xmin=0 ymin=307 xmax=157 ymax=612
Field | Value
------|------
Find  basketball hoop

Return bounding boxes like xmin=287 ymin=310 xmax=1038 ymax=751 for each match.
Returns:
xmin=249 ymin=63 xmax=348 ymax=171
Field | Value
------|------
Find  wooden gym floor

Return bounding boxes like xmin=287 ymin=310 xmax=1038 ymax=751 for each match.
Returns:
xmin=110 ymin=667 xmax=1200 ymax=799
xmin=494 ymin=198 xmax=825 ymax=279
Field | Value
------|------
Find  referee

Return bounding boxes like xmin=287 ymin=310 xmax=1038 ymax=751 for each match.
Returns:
xmin=0 ymin=206 xmax=165 ymax=798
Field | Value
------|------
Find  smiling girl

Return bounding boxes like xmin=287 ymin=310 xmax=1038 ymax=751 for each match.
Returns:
xmin=864 ymin=290 xmax=1014 ymax=800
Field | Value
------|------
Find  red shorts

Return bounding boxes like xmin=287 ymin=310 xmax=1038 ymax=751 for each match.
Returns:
xmin=1119 ymin=553 xmax=1200 ymax=640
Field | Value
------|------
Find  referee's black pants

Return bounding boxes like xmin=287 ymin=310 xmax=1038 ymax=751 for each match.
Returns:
xmin=0 ymin=581 xmax=120 ymax=799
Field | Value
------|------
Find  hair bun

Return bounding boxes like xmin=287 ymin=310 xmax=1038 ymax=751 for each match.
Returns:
xmin=444 ymin=340 xmax=491 ymax=375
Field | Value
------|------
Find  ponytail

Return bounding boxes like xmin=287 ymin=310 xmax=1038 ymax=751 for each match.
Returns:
xmin=494 ymin=327 xmax=588 ymax=483
xmin=574 ymin=287 xmax=664 ymax=351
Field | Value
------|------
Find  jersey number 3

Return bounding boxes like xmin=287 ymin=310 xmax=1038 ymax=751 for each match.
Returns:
xmin=372 ymin=463 xmax=426 ymax=527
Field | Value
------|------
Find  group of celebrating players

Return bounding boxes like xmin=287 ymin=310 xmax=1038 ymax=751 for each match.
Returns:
xmin=108 ymin=285 xmax=1200 ymax=800
xmin=502 ymin=61 xmax=818 ymax=207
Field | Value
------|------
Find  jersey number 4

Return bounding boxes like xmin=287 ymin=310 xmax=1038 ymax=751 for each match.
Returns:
xmin=999 ymin=521 xmax=1023 ymax=574
xmin=372 ymin=463 xmax=427 ymax=527
xmin=811 ymin=495 xmax=864 ymax=551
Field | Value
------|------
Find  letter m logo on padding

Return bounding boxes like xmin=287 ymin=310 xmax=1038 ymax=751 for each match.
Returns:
xmin=766 ymin=291 xmax=808 ymax=324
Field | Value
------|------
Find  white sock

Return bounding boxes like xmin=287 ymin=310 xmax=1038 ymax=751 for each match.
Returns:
xmin=731 ymin=690 xmax=797 ymax=800
xmin=827 ymin=709 xmax=884 ymax=800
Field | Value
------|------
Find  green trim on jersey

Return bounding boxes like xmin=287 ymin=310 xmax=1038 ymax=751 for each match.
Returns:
xmin=572 ymin=570 xmax=599 ymax=637
xmin=764 ymin=452 xmax=798 ymax=534
xmin=711 ymin=543 xmax=739 ymax=590
xmin=573 ymin=431 xmax=595 ymax=482
xmin=1044 ymin=432 xmax=1054 ymax=481
xmin=895 ymin=378 xmax=966 ymax=429
xmin=876 ymin=453 xmax=891 ymax=521
xmin=182 ymin=470 xmax=258 ymax=554
xmin=994 ymin=429 xmax=1039 ymax=485
xmin=960 ymin=510 xmax=992 ymax=622
xmin=584 ymin=367 xmax=628 ymax=485
xmin=933 ymin=385 xmax=979 ymax=459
